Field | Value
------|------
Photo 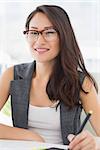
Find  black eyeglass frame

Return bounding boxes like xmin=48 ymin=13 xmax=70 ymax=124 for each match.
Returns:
xmin=23 ymin=28 xmax=58 ymax=35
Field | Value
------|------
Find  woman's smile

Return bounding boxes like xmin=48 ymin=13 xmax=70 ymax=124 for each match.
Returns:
xmin=34 ymin=48 xmax=50 ymax=54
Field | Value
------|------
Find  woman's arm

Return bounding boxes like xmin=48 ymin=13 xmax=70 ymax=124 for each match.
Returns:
xmin=68 ymin=76 xmax=100 ymax=150
xmin=0 ymin=67 xmax=44 ymax=142
xmin=0 ymin=67 xmax=13 ymax=110
xmin=80 ymin=76 xmax=100 ymax=135
xmin=0 ymin=123 xmax=44 ymax=142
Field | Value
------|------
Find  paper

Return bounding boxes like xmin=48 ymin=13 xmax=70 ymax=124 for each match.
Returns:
xmin=30 ymin=141 xmax=69 ymax=149
xmin=0 ymin=140 xmax=69 ymax=150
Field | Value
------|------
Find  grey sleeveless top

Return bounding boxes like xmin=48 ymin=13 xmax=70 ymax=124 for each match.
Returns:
xmin=9 ymin=61 xmax=85 ymax=145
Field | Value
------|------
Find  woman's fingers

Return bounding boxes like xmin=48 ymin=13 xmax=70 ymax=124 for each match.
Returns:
xmin=70 ymin=138 xmax=96 ymax=150
xmin=68 ymin=134 xmax=75 ymax=142
xmin=68 ymin=130 xmax=96 ymax=150
xmin=68 ymin=131 xmax=87 ymax=148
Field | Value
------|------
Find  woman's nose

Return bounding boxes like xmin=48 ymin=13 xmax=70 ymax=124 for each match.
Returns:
xmin=35 ymin=33 xmax=46 ymax=43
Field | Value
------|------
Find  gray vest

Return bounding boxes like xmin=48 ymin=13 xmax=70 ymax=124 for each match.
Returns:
xmin=9 ymin=61 xmax=85 ymax=145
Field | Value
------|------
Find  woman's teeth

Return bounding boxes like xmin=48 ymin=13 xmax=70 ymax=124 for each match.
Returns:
xmin=35 ymin=48 xmax=49 ymax=52
xmin=35 ymin=48 xmax=49 ymax=53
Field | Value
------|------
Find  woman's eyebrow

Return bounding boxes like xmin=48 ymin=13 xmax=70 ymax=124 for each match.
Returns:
xmin=30 ymin=26 xmax=54 ymax=30
xmin=30 ymin=27 xmax=38 ymax=29
xmin=44 ymin=26 xmax=54 ymax=29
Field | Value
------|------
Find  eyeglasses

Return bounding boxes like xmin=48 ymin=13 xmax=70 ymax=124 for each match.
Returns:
xmin=23 ymin=28 xmax=58 ymax=42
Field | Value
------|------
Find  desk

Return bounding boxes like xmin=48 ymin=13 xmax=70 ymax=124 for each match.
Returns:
xmin=0 ymin=140 xmax=68 ymax=150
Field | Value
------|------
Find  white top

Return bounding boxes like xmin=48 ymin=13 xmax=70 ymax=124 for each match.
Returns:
xmin=28 ymin=104 xmax=63 ymax=144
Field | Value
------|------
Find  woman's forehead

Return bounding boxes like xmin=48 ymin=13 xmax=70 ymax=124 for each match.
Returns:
xmin=29 ymin=12 xmax=53 ymax=30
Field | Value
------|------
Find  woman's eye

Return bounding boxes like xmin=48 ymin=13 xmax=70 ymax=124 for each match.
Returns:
xmin=46 ymin=31 xmax=55 ymax=35
xmin=30 ymin=31 xmax=38 ymax=35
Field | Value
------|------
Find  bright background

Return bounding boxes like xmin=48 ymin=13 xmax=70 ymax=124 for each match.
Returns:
xmin=0 ymin=0 xmax=100 ymax=134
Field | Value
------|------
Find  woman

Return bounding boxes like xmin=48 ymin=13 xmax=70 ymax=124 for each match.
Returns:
xmin=0 ymin=5 xmax=100 ymax=150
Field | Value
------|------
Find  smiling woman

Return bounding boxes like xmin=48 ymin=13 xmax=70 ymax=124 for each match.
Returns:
xmin=0 ymin=2 xmax=100 ymax=69
xmin=23 ymin=12 xmax=60 ymax=63
xmin=0 ymin=4 xmax=100 ymax=150
xmin=23 ymin=27 xmax=59 ymax=55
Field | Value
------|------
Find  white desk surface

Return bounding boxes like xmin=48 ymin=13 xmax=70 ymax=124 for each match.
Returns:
xmin=0 ymin=140 xmax=68 ymax=150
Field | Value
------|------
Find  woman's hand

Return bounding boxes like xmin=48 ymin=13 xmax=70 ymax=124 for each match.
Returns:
xmin=68 ymin=130 xmax=99 ymax=150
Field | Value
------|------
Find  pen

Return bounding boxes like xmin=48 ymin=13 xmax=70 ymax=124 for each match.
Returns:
xmin=67 ymin=111 xmax=93 ymax=150
xmin=67 ymin=110 xmax=93 ymax=139
xmin=76 ymin=110 xmax=93 ymax=134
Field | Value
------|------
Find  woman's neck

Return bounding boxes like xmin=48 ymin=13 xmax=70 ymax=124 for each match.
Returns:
xmin=35 ymin=61 xmax=54 ymax=81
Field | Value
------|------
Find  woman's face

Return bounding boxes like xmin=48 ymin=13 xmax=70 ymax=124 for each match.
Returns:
xmin=27 ymin=12 xmax=60 ymax=63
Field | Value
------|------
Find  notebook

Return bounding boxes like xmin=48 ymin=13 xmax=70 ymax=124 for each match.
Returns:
xmin=0 ymin=140 xmax=69 ymax=150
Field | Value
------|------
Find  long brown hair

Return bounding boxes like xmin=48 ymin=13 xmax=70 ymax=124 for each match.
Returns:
xmin=25 ymin=5 xmax=98 ymax=108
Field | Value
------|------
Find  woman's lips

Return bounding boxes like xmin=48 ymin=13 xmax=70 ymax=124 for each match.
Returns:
xmin=34 ymin=48 xmax=49 ymax=54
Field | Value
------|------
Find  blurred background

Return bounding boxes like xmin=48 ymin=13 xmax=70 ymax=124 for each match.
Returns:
xmin=0 ymin=0 xmax=100 ymax=134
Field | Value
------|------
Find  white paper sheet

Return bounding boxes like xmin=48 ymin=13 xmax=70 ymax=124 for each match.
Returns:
xmin=0 ymin=140 xmax=69 ymax=150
